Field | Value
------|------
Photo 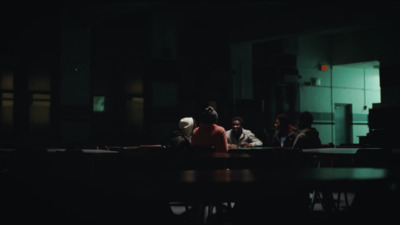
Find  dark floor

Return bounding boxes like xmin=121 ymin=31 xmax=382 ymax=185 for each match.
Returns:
xmin=2 ymin=188 xmax=397 ymax=225
xmin=169 ymin=192 xmax=356 ymax=225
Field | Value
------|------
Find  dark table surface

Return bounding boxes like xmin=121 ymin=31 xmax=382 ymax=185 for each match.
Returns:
xmin=85 ymin=167 xmax=393 ymax=202
xmin=2 ymin=148 xmax=399 ymax=204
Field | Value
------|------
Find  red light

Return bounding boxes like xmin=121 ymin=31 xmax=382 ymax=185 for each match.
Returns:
xmin=320 ymin=65 xmax=328 ymax=71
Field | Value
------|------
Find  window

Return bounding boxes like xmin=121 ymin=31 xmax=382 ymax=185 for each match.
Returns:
xmin=0 ymin=70 xmax=14 ymax=134
xmin=30 ymin=93 xmax=51 ymax=133
xmin=93 ymin=96 xmax=105 ymax=112
xmin=125 ymin=76 xmax=144 ymax=133
xmin=28 ymin=63 xmax=52 ymax=135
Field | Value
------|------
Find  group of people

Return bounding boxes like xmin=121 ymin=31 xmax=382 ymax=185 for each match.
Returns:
xmin=168 ymin=106 xmax=324 ymax=223
xmin=170 ymin=105 xmax=322 ymax=152
xmin=272 ymin=111 xmax=322 ymax=149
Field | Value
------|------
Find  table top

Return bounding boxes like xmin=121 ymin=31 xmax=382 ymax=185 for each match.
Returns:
xmin=168 ymin=167 xmax=388 ymax=183
xmin=91 ymin=167 xmax=394 ymax=201
xmin=3 ymin=147 xmax=397 ymax=202
xmin=43 ymin=146 xmax=384 ymax=156
xmin=301 ymin=148 xmax=360 ymax=155
xmin=228 ymin=146 xmax=271 ymax=150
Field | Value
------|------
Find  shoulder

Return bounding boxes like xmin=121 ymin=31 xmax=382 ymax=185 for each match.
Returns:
xmin=192 ymin=127 xmax=200 ymax=134
xmin=242 ymin=129 xmax=253 ymax=134
xmin=215 ymin=124 xmax=226 ymax=131
xmin=296 ymin=132 xmax=307 ymax=138
xmin=170 ymin=130 xmax=182 ymax=137
xmin=213 ymin=124 xmax=226 ymax=133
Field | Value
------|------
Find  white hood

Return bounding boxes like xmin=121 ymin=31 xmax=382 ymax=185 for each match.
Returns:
xmin=178 ymin=117 xmax=195 ymax=142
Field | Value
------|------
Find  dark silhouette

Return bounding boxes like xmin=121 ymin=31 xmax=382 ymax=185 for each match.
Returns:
xmin=293 ymin=111 xmax=321 ymax=149
xmin=271 ymin=113 xmax=298 ymax=148
xmin=170 ymin=117 xmax=196 ymax=151
xmin=191 ymin=106 xmax=228 ymax=153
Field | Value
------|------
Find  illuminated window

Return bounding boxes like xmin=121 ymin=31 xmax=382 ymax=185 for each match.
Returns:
xmin=126 ymin=97 xmax=144 ymax=132
xmin=28 ymin=64 xmax=52 ymax=135
xmin=125 ymin=75 xmax=144 ymax=132
xmin=125 ymin=76 xmax=143 ymax=95
xmin=1 ymin=92 xmax=14 ymax=133
xmin=30 ymin=93 xmax=51 ymax=133
xmin=1 ymin=70 xmax=14 ymax=90
xmin=0 ymin=70 xmax=14 ymax=133
xmin=93 ymin=96 xmax=105 ymax=112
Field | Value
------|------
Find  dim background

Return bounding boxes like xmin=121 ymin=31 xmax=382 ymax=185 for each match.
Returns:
xmin=1 ymin=1 xmax=398 ymax=149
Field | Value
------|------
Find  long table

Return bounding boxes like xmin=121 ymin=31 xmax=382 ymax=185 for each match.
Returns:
xmin=2 ymin=146 xmax=400 ymax=225
xmin=4 ymin=148 xmax=394 ymax=194
xmin=301 ymin=147 xmax=359 ymax=155
xmin=87 ymin=167 xmax=392 ymax=201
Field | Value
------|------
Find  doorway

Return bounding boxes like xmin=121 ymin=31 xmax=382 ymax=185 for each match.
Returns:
xmin=334 ymin=103 xmax=352 ymax=146
xmin=332 ymin=60 xmax=380 ymax=146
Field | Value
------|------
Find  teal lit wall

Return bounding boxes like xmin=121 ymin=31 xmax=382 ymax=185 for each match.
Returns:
xmin=297 ymin=34 xmax=380 ymax=145
xmin=230 ymin=32 xmax=381 ymax=146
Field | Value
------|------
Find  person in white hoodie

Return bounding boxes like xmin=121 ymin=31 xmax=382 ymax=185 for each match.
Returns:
xmin=169 ymin=117 xmax=195 ymax=151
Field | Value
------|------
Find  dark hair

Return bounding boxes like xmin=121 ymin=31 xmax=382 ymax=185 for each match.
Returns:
xmin=200 ymin=106 xmax=218 ymax=123
xmin=276 ymin=113 xmax=289 ymax=126
xmin=298 ymin=111 xmax=313 ymax=127
xmin=232 ymin=116 xmax=244 ymax=126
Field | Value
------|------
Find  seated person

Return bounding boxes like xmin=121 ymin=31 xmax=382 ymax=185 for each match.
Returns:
xmin=292 ymin=112 xmax=334 ymax=211
xmin=271 ymin=113 xmax=298 ymax=148
xmin=226 ymin=116 xmax=263 ymax=148
xmin=292 ymin=111 xmax=321 ymax=149
xmin=169 ymin=117 xmax=196 ymax=151
xmin=191 ymin=106 xmax=229 ymax=153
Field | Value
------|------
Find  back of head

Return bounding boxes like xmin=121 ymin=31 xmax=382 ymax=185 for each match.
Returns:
xmin=298 ymin=111 xmax=313 ymax=128
xmin=199 ymin=106 xmax=218 ymax=124
xmin=277 ymin=113 xmax=289 ymax=127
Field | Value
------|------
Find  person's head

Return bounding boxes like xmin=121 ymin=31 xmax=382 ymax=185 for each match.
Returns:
xmin=231 ymin=116 xmax=244 ymax=135
xmin=297 ymin=111 xmax=313 ymax=130
xmin=275 ymin=113 xmax=289 ymax=131
xmin=178 ymin=117 xmax=195 ymax=138
xmin=199 ymin=106 xmax=218 ymax=124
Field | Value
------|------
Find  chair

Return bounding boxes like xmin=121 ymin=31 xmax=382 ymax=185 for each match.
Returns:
xmin=354 ymin=148 xmax=389 ymax=168
xmin=309 ymin=144 xmax=339 ymax=212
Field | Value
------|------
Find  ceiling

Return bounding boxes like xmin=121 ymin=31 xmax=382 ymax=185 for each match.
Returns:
xmin=2 ymin=1 xmax=399 ymax=51
xmin=2 ymin=1 xmax=395 ymax=35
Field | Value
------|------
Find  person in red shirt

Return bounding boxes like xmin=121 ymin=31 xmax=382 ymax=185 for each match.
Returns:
xmin=191 ymin=106 xmax=229 ymax=153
